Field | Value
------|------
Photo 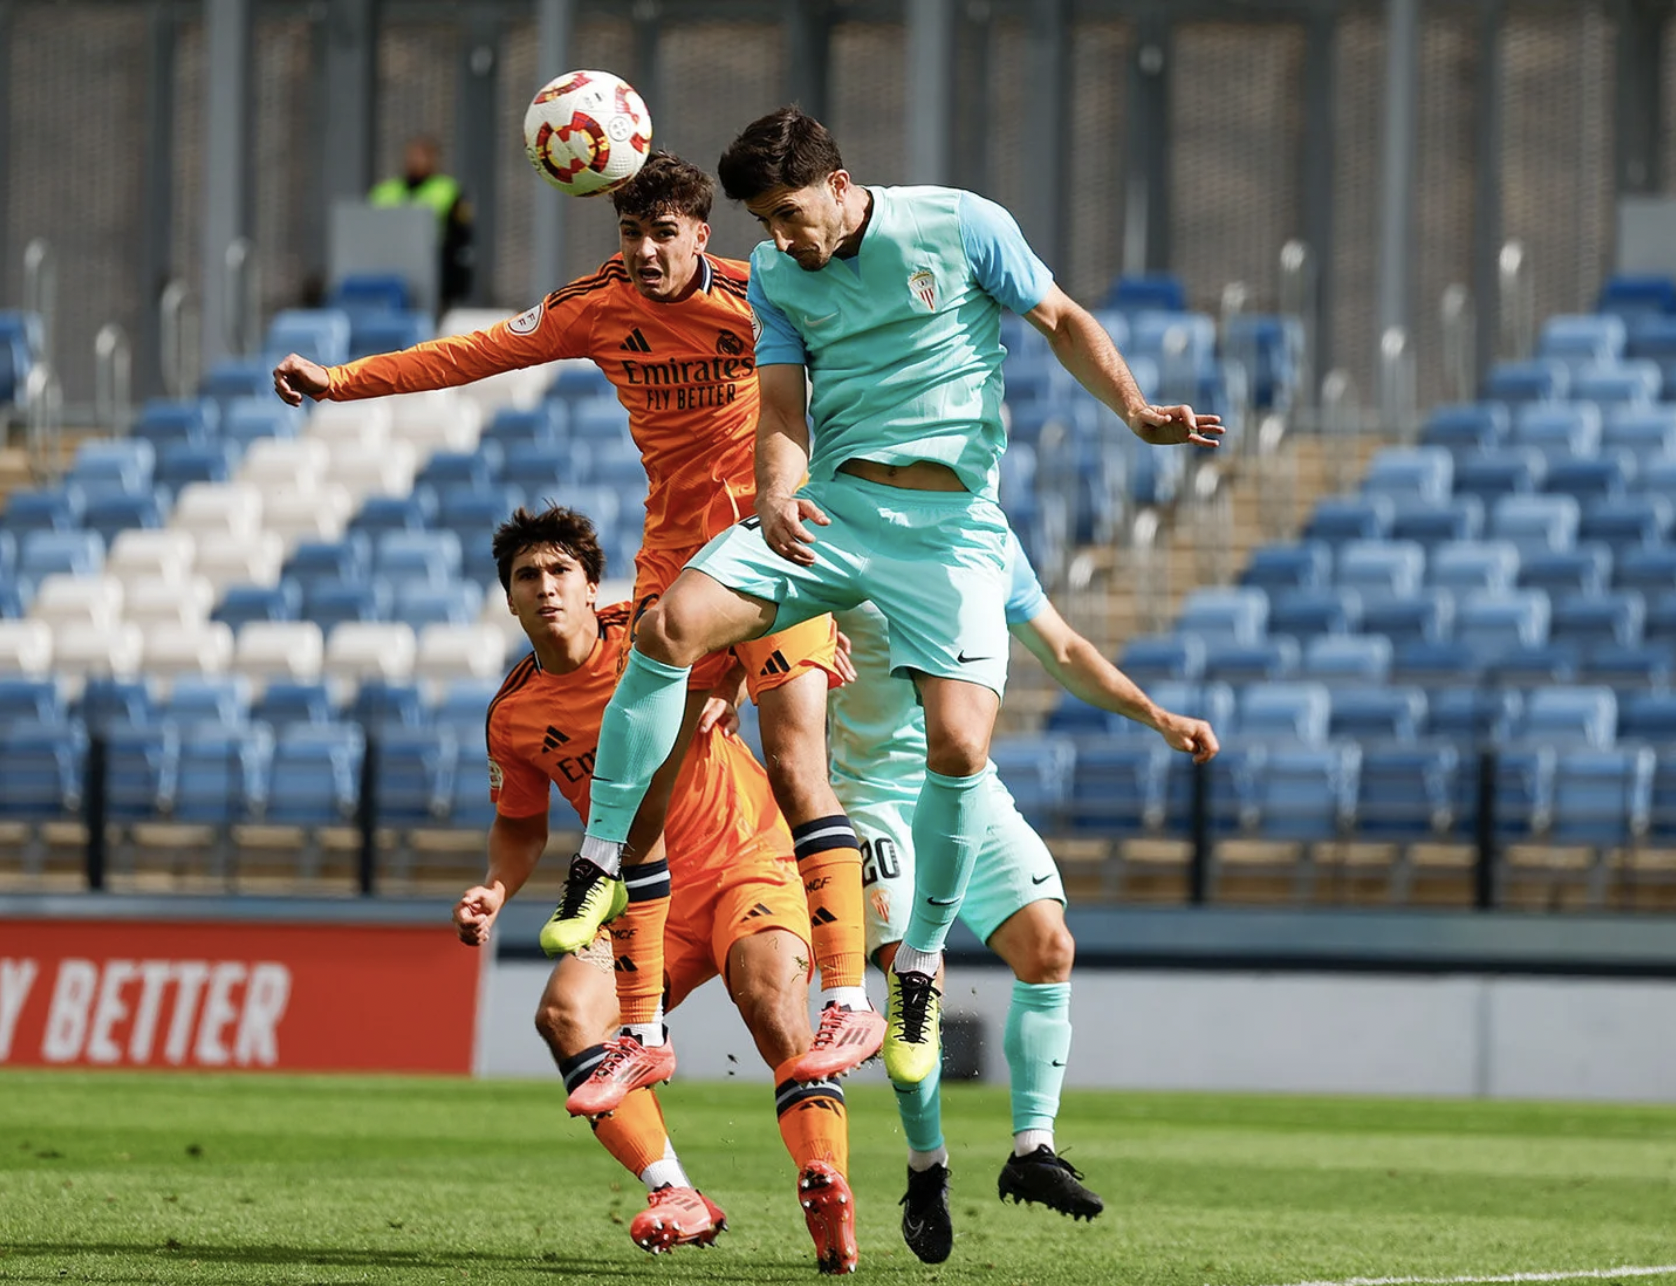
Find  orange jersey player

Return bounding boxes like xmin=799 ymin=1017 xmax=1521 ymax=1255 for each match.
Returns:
xmin=451 ymin=505 xmax=857 ymax=1273
xmin=274 ymin=151 xmax=881 ymax=1094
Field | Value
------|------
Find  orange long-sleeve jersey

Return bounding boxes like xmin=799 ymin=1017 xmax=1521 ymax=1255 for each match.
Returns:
xmin=486 ymin=604 xmax=791 ymax=871
xmin=325 ymin=255 xmax=760 ymax=553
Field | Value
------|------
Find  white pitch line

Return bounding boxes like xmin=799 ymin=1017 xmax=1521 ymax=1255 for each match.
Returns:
xmin=1225 ymin=1265 xmax=1676 ymax=1286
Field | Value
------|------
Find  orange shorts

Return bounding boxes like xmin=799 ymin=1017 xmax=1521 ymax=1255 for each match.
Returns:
xmin=631 ymin=544 xmax=843 ymax=701
xmin=663 ymin=841 xmax=812 ymax=1012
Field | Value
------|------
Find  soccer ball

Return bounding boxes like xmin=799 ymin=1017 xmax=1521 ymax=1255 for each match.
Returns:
xmin=523 ymin=70 xmax=652 ymax=197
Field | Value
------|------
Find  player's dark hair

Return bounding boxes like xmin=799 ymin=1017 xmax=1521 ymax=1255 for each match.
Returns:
xmin=717 ymin=106 xmax=845 ymax=203
xmin=492 ymin=505 xmax=605 ymax=591
xmin=611 ymin=151 xmax=714 ymax=223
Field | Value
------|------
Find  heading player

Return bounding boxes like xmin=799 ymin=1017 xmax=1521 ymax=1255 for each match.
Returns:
xmin=832 ymin=531 xmax=1217 ymax=1262
xmin=541 ymin=106 xmax=1221 ymax=1086
xmin=273 ymin=152 xmax=882 ymax=1093
xmin=450 ymin=506 xmax=858 ymax=1272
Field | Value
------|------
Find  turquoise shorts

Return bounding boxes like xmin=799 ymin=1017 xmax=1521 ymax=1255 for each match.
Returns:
xmin=838 ymin=772 xmax=1066 ymax=961
xmin=685 ymin=475 xmax=1012 ymax=696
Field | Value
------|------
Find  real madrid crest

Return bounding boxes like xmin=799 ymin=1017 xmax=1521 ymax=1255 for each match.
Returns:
xmin=908 ymin=269 xmax=937 ymax=311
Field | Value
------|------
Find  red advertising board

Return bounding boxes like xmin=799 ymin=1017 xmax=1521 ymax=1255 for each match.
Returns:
xmin=0 ymin=920 xmax=482 ymax=1074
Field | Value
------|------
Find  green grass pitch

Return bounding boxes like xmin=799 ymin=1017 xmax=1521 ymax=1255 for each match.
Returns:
xmin=3 ymin=1071 xmax=1675 ymax=1284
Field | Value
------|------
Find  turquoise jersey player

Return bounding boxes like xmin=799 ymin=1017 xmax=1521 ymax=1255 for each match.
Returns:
xmin=831 ymin=531 xmax=1218 ymax=1261
xmin=544 ymin=106 xmax=1222 ymax=1090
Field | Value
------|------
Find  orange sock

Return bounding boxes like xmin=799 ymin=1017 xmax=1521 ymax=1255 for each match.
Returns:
xmin=612 ymin=858 xmax=669 ymax=1028
xmin=791 ymin=816 xmax=866 ymax=992
xmin=773 ymin=1057 xmax=849 ymax=1177
xmin=591 ymin=1088 xmax=669 ymax=1177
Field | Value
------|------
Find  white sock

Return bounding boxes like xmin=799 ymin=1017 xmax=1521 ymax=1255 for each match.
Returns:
xmin=908 ymin=1145 xmax=949 ymax=1172
xmin=579 ymin=834 xmax=624 ymax=876
xmin=639 ymin=1140 xmax=690 ymax=1192
xmin=1014 ymin=1128 xmax=1054 ymax=1157
xmin=893 ymin=944 xmax=940 ymax=978
xmin=821 ymin=985 xmax=871 ymax=1011
xmin=623 ymin=1012 xmax=665 ymax=1048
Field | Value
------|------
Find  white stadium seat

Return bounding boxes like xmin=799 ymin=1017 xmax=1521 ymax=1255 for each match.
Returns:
xmin=238 ymin=437 xmax=329 ymax=495
xmin=324 ymin=438 xmax=418 ymax=503
xmin=171 ymin=482 xmax=264 ymax=543
xmin=263 ymin=485 xmax=352 ymax=550
xmin=141 ymin=620 xmax=235 ymax=680
xmin=27 ymin=574 xmax=124 ymax=632
xmin=302 ymin=398 xmax=392 ymax=446
xmin=385 ymin=388 xmax=483 ymax=455
xmin=123 ymin=574 xmax=215 ymax=628
xmin=0 ymin=619 xmax=53 ymax=676
xmin=52 ymin=621 xmax=143 ymax=690
xmin=322 ymin=621 xmax=416 ymax=687
xmin=107 ymin=529 xmax=196 ymax=585
xmin=194 ymin=531 xmax=285 ymax=593
xmin=234 ymin=621 xmax=325 ymax=684
xmin=413 ymin=623 xmax=508 ymax=687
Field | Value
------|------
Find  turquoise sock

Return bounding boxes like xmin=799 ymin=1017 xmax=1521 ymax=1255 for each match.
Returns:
xmin=891 ymin=1057 xmax=944 ymax=1154
xmin=585 ymin=649 xmax=690 ymax=845
xmin=902 ymin=769 xmax=991 ymax=955
xmin=1004 ymin=980 xmax=1072 ymax=1134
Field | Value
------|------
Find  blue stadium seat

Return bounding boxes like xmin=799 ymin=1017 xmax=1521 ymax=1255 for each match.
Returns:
xmin=265 ymin=308 xmax=352 ymax=366
xmin=1518 ymin=546 xmax=1612 ymax=595
xmin=570 ymin=396 xmax=633 ymax=444
xmin=0 ymin=583 xmax=20 ymax=619
xmin=1549 ymin=747 xmax=1654 ymax=847
xmin=444 ymin=722 xmax=496 ymax=827
xmin=1305 ymin=495 xmax=1393 ymax=542
xmin=306 ymin=579 xmax=390 ymax=631
xmin=1573 ymin=361 xmax=1661 ymax=407
xmin=1302 ymin=635 xmax=1392 ymax=685
xmin=19 ymin=529 xmax=103 ymax=583
xmin=431 ymin=677 xmax=502 ymax=729
xmin=1484 ymin=358 xmax=1568 ymax=404
xmin=1456 ymin=589 xmax=1550 ymax=659
xmin=1044 ymin=692 xmax=1117 ymax=737
xmin=1106 ymin=273 xmax=1187 ymax=313
xmin=1203 ymin=638 xmax=1300 ymax=687
xmin=1613 ymin=546 xmax=1676 ymax=592
xmin=1118 ymin=635 xmax=1206 ymax=684
xmin=1355 ymin=744 xmax=1459 ymax=840
xmin=214 ymin=583 xmax=302 ymax=632
xmin=0 ymin=677 xmax=63 ymax=723
xmin=1165 ymin=745 xmax=1264 ymax=836
xmin=1550 ymin=591 xmax=1645 ymax=649
xmin=1337 ymin=540 xmax=1425 ymax=596
xmin=1269 ymin=587 xmax=1362 ymax=641
xmin=1256 ymin=744 xmax=1361 ymax=843
xmin=1538 ymin=314 xmax=1627 ymax=367
xmin=390 ymin=582 xmax=483 ymax=630
xmin=1067 ymin=741 xmax=1167 ymax=836
xmin=1581 ymin=643 xmax=1674 ymax=690
xmin=1597 ymin=273 xmax=1676 ymax=319
xmin=435 ymin=484 xmax=523 ymax=534
xmin=348 ymin=310 xmax=434 ymax=361
xmin=1490 ymin=494 xmax=1579 ymax=554
xmin=1619 ymin=692 xmax=1676 ymax=743
xmin=199 ymin=359 xmax=271 ymax=407
xmin=79 ymin=677 xmax=156 ymax=731
xmin=1389 ymin=496 xmax=1484 ymax=549
xmin=132 ymin=398 xmax=217 ymax=448
xmin=284 ymin=536 xmax=372 ymax=590
xmin=1176 ymin=587 xmax=1268 ymax=646
xmin=1640 ymin=593 xmax=1676 ymax=645
xmin=1220 ymin=315 xmax=1301 ymax=410
xmin=164 ymin=675 xmax=251 ymax=727
xmin=1458 ymin=746 xmax=1555 ymax=840
xmin=1487 ymin=643 xmax=1579 ymax=688
xmin=377 ymin=531 xmax=462 ymax=585
xmin=1626 ymin=314 xmax=1676 ymax=365
xmin=351 ymin=494 xmax=435 ymax=535
xmin=265 ymin=723 xmax=365 ymax=825
xmin=0 ymin=309 xmax=43 ymax=360
xmin=1361 ymin=589 xmax=1454 ymax=645
xmin=0 ymin=719 xmax=87 ymax=820
xmin=548 ymin=363 xmax=614 ymax=403
xmin=156 ymin=440 xmax=239 ymax=489
xmin=1452 ymin=449 xmax=1546 ymax=501
xmin=83 ymin=491 xmax=166 ymax=547
xmin=253 ymin=681 xmax=336 ymax=731
xmin=1428 ymin=539 xmax=1520 ymax=592
xmin=1240 ymin=543 xmax=1331 ymax=591
xmin=172 ymin=721 xmax=272 ymax=824
xmin=1543 ymin=455 xmax=1630 ymax=504
xmin=104 ymin=722 xmax=179 ymax=821
xmin=1519 ymin=686 xmax=1617 ymax=748
xmin=1603 ymin=406 xmax=1676 ymax=455
xmin=1578 ymin=496 xmax=1673 ymax=551
xmin=0 ymin=530 xmax=15 ymax=581
xmin=1238 ymin=682 xmax=1331 ymax=744
xmin=350 ymin=678 xmax=428 ymax=729
xmin=3 ymin=487 xmax=85 ymax=536
xmin=500 ymin=443 xmax=583 ymax=493
xmin=1392 ymin=640 xmax=1483 ymax=686
xmin=989 ymin=735 xmax=1075 ymax=833
xmin=329 ymin=273 xmax=411 ymax=317
xmin=1329 ymin=687 xmax=1426 ymax=742
xmin=1420 ymin=403 xmax=1508 ymax=453
xmin=69 ymin=439 xmax=155 ymax=493
xmin=372 ymin=724 xmax=456 ymax=825
xmin=1362 ymin=447 xmax=1453 ymax=504
xmin=416 ymin=449 xmax=497 ymax=493
xmin=1428 ymin=687 xmax=1522 ymax=742
xmin=224 ymin=397 xmax=300 ymax=446
xmin=484 ymin=405 xmax=565 ymax=450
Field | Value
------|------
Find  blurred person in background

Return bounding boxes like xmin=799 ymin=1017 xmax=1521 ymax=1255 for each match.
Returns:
xmin=370 ymin=134 xmax=474 ymax=309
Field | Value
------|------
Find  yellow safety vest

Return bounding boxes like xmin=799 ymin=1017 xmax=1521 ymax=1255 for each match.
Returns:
xmin=368 ymin=174 xmax=461 ymax=228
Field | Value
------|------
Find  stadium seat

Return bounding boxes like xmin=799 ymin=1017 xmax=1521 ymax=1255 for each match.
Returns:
xmin=0 ymin=676 xmax=63 ymax=723
xmin=1238 ymin=682 xmax=1331 ymax=744
xmin=371 ymin=724 xmax=456 ymax=826
xmin=171 ymin=721 xmax=272 ymax=824
xmin=193 ymin=531 xmax=286 ymax=595
xmin=235 ymin=621 xmax=326 ymax=683
xmin=384 ymin=389 xmax=484 ymax=454
xmin=52 ymin=622 xmax=145 ymax=695
xmin=1427 ymin=686 xmax=1523 ymax=742
xmin=199 ymin=359 xmax=271 ymax=409
xmin=1268 ymin=587 xmax=1362 ymax=641
xmin=1519 ymin=686 xmax=1617 ymax=748
xmin=83 ymin=491 xmax=167 ymax=548
xmin=171 ymin=482 xmax=263 ymax=544
xmin=391 ymin=582 xmax=484 ymax=630
xmin=330 ymin=272 xmax=410 ymax=317
xmin=416 ymin=448 xmax=497 ymax=494
xmin=1581 ymin=642 xmax=1674 ymax=690
xmin=1150 ymin=681 xmax=1238 ymax=736
xmin=1302 ymin=635 xmax=1392 ymax=685
xmin=1538 ymin=314 xmax=1627 ymax=367
xmin=1573 ymin=361 xmax=1661 ymax=407
xmin=239 ymin=437 xmax=327 ymax=495
xmin=989 ymin=735 xmax=1075 ymax=833
xmin=1420 ymin=403 xmax=1508 ymax=453
xmin=0 ymin=619 xmax=52 ymax=677
xmin=1389 ymin=496 xmax=1485 ymax=549
xmin=1336 ymin=540 xmax=1425 ymax=596
xmin=0 ymin=719 xmax=87 ymax=820
xmin=1392 ymin=639 xmax=1483 ymax=685
xmin=224 ymin=397 xmax=302 ymax=448
xmin=27 ymin=573 xmax=123 ymax=632
xmin=1165 ymin=744 xmax=1264 ymax=837
xmin=105 ymin=529 xmax=195 ymax=587
xmin=79 ymin=676 xmax=156 ymax=730
xmin=265 ymin=308 xmax=352 ymax=367
xmin=1256 ymin=744 xmax=1361 ymax=843
xmin=214 ymin=583 xmax=302 ymax=632
xmin=1578 ymin=496 xmax=1673 ymax=550
xmin=349 ymin=678 xmax=427 ymax=729
xmin=307 ymin=399 xmax=394 ymax=447
xmin=1220 ymin=314 xmax=1301 ymax=410
xmin=484 ymin=405 xmax=565 ymax=450
xmin=263 ymin=486 xmax=353 ymax=550
xmin=326 ymin=438 xmax=419 ymax=506
xmin=322 ymin=622 xmax=417 ymax=687
xmin=1462 ymin=746 xmax=1555 ymax=840
xmin=69 ymin=438 xmax=155 ymax=493
xmin=1067 ymin=741 xmax=1167 ymax=836
xmin=376 ymin=531 xmax=462 ymax=585
xmin=1513 ymin=402 xmax=1603 ymax=459
xmin=1239 ymin=543 xmax=1331 ymax=592
xmin=1487 ymin=643 xmax=1580 ymax=688
xmin=1361 ymin=590 xmax=1454 ymax=645
xmin=1203 ymin=638 xmax=1300 ymax=687
xmin=265 ymin=723 xmax=365 ymax=825
xmin=253 ymin=680 xmax=336 ymax=731
xmin=1489 ymin=494 xmax=1579 ymax=554
xmin=430 ymin=677 xmax=502 ymax=729
xmin=1603 ymin=406 xmax=1676 ymax=455
xmin=284 ymin=537 xmax=372 ymax=591
xmin=1117 ymin=635 xmax=1207 ymax=685
xmin=1613 ymin=546 xmax=1676 ymax=593
xmin=1362 ymin=447 xmax=1453 ymax=504
xmin=1597 ymin=273 xmax=1676 ymax=319
xmin=3 ymin=489 xmax=83 ymax=539
xmin=1456 ymin=589 xmax=1551 ymax=659
xmin=1550 ymin=591 xmax=1645 ymax=649
xmin=1106 ymin=273 xmax=1187 ymax=313
xmin=1484 ymin=358 xmax=1568 ymax=404
xmin=1328 ymin=687 xmax=1425 ymax=742
xmin=1543 ymin=455 xmax=1631 ymax=504
xmin=445 ymin=721 xmax=497 ymax=827
xmin=1176 ymin=588 xmax=1268 ymax=647
xmin=305 ymin=579 xmax=391 ymax=631
xmin=1305 ymin=495 xmax=1393 ymax=542
xmin=1548 ymin=747 xmax=1654 ymax=850
xmin=351 ymin=493 xmax=434 ymax=537
xmin=1044 ymin=692 xmax=1117 ymax=737
xmin=103 ymin=721 xmax=180 ymax=821
xmin=165 ymin=674 xmax=252 ymax=726
xmin=18 ymin=531 xmax=103 ymax=588
xmin=1355 ymin=744 xmax=1460 ymax=842
xmin=348 ymin=310 xmax=434 ymax=361
xmin=1518 ymin=546 xmax=1611 ymax=595
xmin=140 ymin=621 xmax=235 ymax=682
xmin=1428 ymin=540 xmax=1520 ymax=592
xmin=132 ymin=398 xmax=217 ymax=449
xmin=1452 ymin=449 xmax=1546 ymax=501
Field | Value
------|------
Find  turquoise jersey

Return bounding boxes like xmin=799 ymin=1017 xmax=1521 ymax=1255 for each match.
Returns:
xmin=830 ymin=529 xmax=1048 ymax=804
xmin=749 ymin=186 xmax=1052 ymax=502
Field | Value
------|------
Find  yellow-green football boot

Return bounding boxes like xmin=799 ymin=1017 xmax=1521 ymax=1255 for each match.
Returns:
xmin=883 ymin=966 xmax=942 ymax=1085
xmin=540 ymin=858 xmax=629 ymax=957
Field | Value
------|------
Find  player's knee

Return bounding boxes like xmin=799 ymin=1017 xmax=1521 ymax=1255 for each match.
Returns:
xmin=633 ymin=600 xmax=702 ymax=667
xmin=533 ymin=994 xmax=590 ymax=1057
xmin=925 ymin=733 xmax=990 ymax=779
xmin=764 ymin=747 xmax=829 ymax=821
xmin=1020 ymin=922 xmax=1075 ymax=985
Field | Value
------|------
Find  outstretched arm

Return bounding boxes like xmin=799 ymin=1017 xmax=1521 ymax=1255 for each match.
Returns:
xmin=1024 ymin=284 xmax=1224 ymax=450
xmin=1012 ymin=600 xmax=1219 ymax=763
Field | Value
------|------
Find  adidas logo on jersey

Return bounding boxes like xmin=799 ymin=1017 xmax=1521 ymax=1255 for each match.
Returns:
xmin=810 ymin=906 xmax=839 ymax=926
xmin=541 ymin=725 xmax=569 ymax=754
xmin=619 ymin=327 xmax=652 ymax=353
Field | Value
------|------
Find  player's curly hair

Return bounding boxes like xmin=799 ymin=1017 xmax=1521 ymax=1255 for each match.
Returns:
xmin=717 ymin=106 xmax=845 ymax=203
xmin=610 ymin=151 xmax=714 ymax=223
xmin=492 ymin=504 xmax=605 ymax=591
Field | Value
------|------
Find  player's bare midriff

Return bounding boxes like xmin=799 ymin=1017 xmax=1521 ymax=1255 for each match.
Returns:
xmin=837 ymin=458 xmax=967 ymax=492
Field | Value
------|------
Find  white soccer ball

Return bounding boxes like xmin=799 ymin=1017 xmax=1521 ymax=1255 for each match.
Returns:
xmin=523 ymin=69 xmax=652 ymax=198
